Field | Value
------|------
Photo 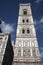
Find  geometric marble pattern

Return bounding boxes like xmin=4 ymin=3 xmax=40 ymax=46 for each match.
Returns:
xmin=12 ymin=3 xmax=42 ymax=65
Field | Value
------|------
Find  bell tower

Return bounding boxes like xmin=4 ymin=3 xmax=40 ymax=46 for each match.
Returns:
xmin=13 ymin=3 xmax=42 ymax=65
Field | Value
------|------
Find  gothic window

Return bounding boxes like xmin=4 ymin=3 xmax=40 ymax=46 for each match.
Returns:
xmin=26 ymin=19 xmax=28 ymax=23
xmin=27 ymin=28 xmax=30 ymax=33
xmin=22 ymin=28 xmax=25 ymax=34
xmin=23 ymin=9 xmax=27 ymax=15
xmin=22 ymin=19 xmax=25 ymax=23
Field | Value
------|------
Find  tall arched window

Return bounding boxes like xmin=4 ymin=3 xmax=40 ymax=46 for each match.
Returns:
xmin=26 ymin=19 xmax=28 ymax=23
xmin=23 ymin=9 xmax=27 ymax=15
xmin=22 ymin=19 xmax=25 ymax=23
xmin=22 ymin=28 xmax=25 ymax=34
xmin=27 ymin=28 xmax=30 ymax=33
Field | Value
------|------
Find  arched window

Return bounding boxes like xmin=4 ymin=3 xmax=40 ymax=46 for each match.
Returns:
xmin=23 ymin=9 xmax=27 ymax=15
xmin=22 ymin=19 xmax=25 ymax=23
xmin=27 ymin=28 xmax=30 ymax=33
xmin=26 ymin=19 xmax=28 ymax=23
xmin=22 ymin=28 xmax=25 ymax=34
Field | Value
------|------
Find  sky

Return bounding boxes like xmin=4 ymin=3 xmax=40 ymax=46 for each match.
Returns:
xmin=0 ymin=0 xmax=43 ymax=63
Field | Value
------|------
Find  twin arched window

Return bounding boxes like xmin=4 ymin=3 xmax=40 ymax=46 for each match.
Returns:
xmin=22 ymin=19 xmax=29 ymax=23
xmin=22 ymin=28 xmax=30 ymax=34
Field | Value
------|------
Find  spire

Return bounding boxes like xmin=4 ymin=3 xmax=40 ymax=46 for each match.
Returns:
xmin=0 ymin=19 xmax=2 ymax=33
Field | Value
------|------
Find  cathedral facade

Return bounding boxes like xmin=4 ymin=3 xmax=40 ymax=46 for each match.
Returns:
xmin=12 ymin=3 xmax=42 ymax=65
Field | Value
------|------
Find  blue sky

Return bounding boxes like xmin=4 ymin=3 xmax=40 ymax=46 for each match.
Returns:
xmin=0 ymin=0 xmax=43 ymax=63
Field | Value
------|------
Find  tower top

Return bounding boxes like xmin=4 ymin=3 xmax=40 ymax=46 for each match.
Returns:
xmin=19 ymin=3 xmax=32 ymax=17
xmin=19 ymin=3 xmax=31 ymax=6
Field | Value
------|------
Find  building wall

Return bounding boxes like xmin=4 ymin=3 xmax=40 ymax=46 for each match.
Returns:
xmin=2 ymin=34 xmax=14 ymax=65
xmin=13 ymin=62 xmax=41 ymax=65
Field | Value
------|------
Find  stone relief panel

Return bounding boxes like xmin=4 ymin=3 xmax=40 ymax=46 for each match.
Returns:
xmin=23 ymin=47 xmax=31 ymax=57
xmin=15 ymin=38 xmax=39 ymax=58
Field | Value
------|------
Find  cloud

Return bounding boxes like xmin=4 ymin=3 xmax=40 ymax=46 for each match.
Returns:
xmin=39 ymin=17 xmax=43 ymax=23
xmin=34 ymin=17 xmax=43 ymax=32
xmin=40 ymin=47 xmax=43 ymax=58
xmin=35 ymin=0 xmax=42 ymax=3
xmin=34 ymin=0 xmax=42 ymax=13
xmin=1 ymin=20 xmax=17 ymax=41
xmin=34 ymin=16 xmax=43 ymax=25
xmin=40 ymin=52 xmax=43 ymax=58
xmin=1 ymin=21 xmax=14 ymax=33
xmin=34 ymin=20 xmax=37 ymax=26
